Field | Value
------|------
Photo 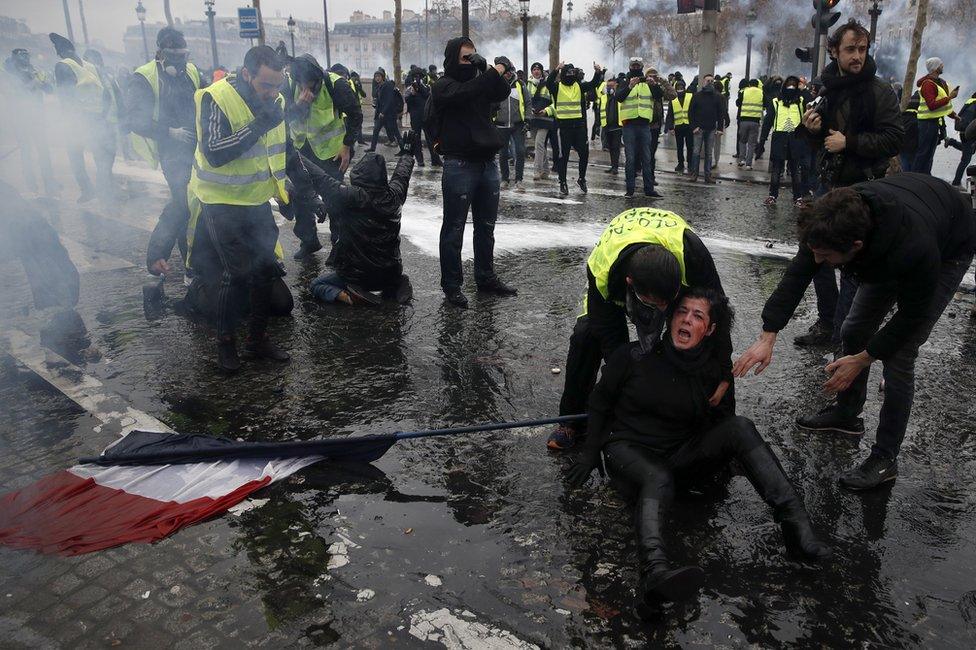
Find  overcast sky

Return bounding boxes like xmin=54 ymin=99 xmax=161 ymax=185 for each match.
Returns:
xmin=6 ymin=1 xmax=595 ymax=51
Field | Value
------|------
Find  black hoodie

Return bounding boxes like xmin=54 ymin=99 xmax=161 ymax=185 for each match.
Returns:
xmin=284 ymin=54 xmax=363 ymax=149
xmin=431 ymin=36 xmax=511 ymax=161
xmin=761 ymin=173 xmax=976 ymax=360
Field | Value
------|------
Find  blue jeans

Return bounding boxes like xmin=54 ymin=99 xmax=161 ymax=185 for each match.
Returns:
xmin=623 ymin=122 xmax=654 ymax=194
xmin=836 ymin=255 xmax=973 ymax=459
xmin=499 ymin=127 xmax=527 ymax=182
xmin=439 ymin=157 xmax=500 ymax=291
xmin=911 ymin=119 xmax=941 ymax=175
xmin=309 ymin=272 xmax=347 ymax=303
xmin=691 ymin=129 xmax=715 ymax=179
xmin=952 ymin=140 xmax=974 ymax=185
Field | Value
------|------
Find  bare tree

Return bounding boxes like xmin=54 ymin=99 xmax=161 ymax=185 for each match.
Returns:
xmin=163 ymin=0 xmax=173 ymax=26
xmin=587 ymin=0 xmax=623 ymax=72
xmin=394 ymin=0 xmax=403 ymax=88
xmin=901 ymin=0 xmax=928 ymax=111
xmin=549 ymin=0 xmax=563 ymax=70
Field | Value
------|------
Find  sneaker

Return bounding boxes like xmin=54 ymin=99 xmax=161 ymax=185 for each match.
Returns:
xmin=737 ymin=160 xmax=745 ymax=167
xmin=577 ymin=178 xmax=588 ymax=193
xmin=217 ymin=337 xmax=241 ymax=374
xmin=609 ymin=168 xmax=619 ymax=175
xmin=704 ymin=178 xmax=717 ymax=184
xmin=477 ymin=279 xmax=517 ymax=296
xmin=763 ymin=196 xmax=777 ymax=206
xmin=547 ymin=424 xmax=577 ymax=450
xmin=675 ymin=164 xmax=685 ymax=172
xmin=624 ymin=190 xmax=635 ymax=198
xmin=344 ymin=283 xmax=382 ymax=306
xmin=293 ymin=239 xmax=323 ymax=260
xmin=796 ymin=406 xmax=865 ymax=436
xmin=444 ymin=289 xmax=469 ymax=308
xmin=243 ymin=335 xmax=290 ymax=362
xmin=689 ymin=174 xmax=698 ymax=183
xmin=793 ymin=319 xmax=834 ymax=346
xmin=514 ymin=181 xmax=525 ymax=192
xmin=559 ymin=181 xmax=569 ymax=195
xmin=745 ymin=165 xmax=753 ymax=171
xmin=501 ymin=180 xmax=510 ymax=190
xmin=644 ymin=190 xmax=664 ymax=199
xmin=838 ymin=454 xmax=898 ymax=491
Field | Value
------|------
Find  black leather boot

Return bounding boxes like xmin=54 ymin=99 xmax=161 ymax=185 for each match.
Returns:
xmin=739 ymin=444 xmax=832 ymax=560
xmin=635 ymin=497 xmax=705 ymax=607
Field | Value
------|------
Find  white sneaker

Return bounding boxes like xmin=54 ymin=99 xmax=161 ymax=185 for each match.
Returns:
xmin=745 ymin=165 xmax=753 ymax=171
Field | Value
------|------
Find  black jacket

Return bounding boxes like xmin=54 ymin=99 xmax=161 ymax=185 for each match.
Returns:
xmin=761 ymin=173 xmax=976 ymax=360
xmin=315 ymin=152 xmax=413 ymax=288
xmin=373 ymin=78 xmax=399 ymax=118
xmin=586 ymin=232 xmax=733 ymax=380
xmin=689 ymin=84 xmax=725 ymax=131
xmin=800 ymin=57 xmax=903 ymax=187
xmin=431 ymin=37 xmax=511 ymax=161
xmin=284 ymin=55 xmax=363 ymax=149
xmin=125 ymin=62 xmax=199 ymax=163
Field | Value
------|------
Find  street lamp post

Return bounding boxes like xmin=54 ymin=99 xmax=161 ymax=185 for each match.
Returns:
xmin=868 ymin=0 xmax=882 ymax=46
xmin=322 ymin=1 xmax=332 ymax=68
xmin=287 ymin=15 xmax=296 ymax=57
xmin=519 ymin=0 xmax=529 ymax=76
xmin=136 ymin=1 xmax=149 ymax=61
xmin=62 ymin=0 xmax=75 ymax=43
xmin=205 ymin=0 xmax=219 ymax=70
xmin=744 ymin=9 xmax=757 ymax=81
xmin=566 ymin=1 xmax=573 ymax=29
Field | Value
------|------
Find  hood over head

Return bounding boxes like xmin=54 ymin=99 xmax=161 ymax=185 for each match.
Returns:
xmin=292 ymin=54 xmax=325 ymax=87
xmin=156 ymin=26 xmax=186 ymax=51
xmin=328 ymin=63 xmax=350 ymax=78
xmin=350 ymin=152 xmax=389 ymax=190
xmin=49 ymin=33 xmax=75 ymax=59
xmin=443 ymin=36 xmax=475 ymax=79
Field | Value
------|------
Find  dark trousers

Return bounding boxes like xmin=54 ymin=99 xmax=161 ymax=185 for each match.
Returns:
xmin=439 ymin=157 xmax=500 ymax=291
xmin=410 ymin=113 xmax=441 ymax=166
xmin=591 ymin=106 xmax=601 ymax=140
xmin=370 ymin=114 xmax=403 ymax=150
xmin=836 ymin=254 xmax=973 ymax=459
xmin=768 ymin=157 xmax=807 ymax=201
xmin=811 ymin=265 xmax=858 ymax=340
xmin=193 ymin=202 xmax=281 ymax=340
xmin=556 ymin=125 xmax=589 ymax=183
xmin=499 ymin=127 xmax=527 ymax=182
xmin=546 ymin=129 xmax=560 ymax=168
xmin=146 ymin=156 xmax=192 ymax=270
xmin=296 ymin=149 xmax=344 ymax=247
xmin=674 ymin=124 xmax=693 ymax=169
xmin=952 ymin=140 xmax=974 ymax=185
xmin=557 ymin=315 xmax=625 ymax=423
xmin=67 ymin=119 xmax=116 ymax=196
xmin=606 ymin=128 xmax=622 ymax=171
xmin=624 ymin=122 xmax=655 ymax=194
xmin=911 ymin=119 xmax=941 ymax=175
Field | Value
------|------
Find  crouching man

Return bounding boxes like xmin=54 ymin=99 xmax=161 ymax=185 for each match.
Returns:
xmin=309 ymin=131 xmax=418 ymax=305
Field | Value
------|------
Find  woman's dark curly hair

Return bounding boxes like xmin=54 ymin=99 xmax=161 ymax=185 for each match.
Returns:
xmin=667 ymin=286 xmax=735 ymax=341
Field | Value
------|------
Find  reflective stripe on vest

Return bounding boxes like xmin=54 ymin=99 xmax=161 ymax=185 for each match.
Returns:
xmin=60 ymin=57 xmax=103 ymax=114
xmin=599 ymin=88 xmax=610 ymax=127
xmin=740 ymin=86 xmax=764 ymax=119
xmin=619 ymin=82 xmax=653 ymax=122
xmin=130 ymin=61 xmax=202 ymax=168
xmin=772 ymin=98 xmax=803 ymax=133
xmin=671 ymin=93 xmax=692 ymax=126
xmin=587 ymin=208 xmax=690 ymax=307
xmin=917 ymin=80 xmax=954 ymax=120
xmin=289 ymin=72 xmax=347 ymax=160
xmin=554 ymin=82 xmax=583 ymax=120
xmin=188 ymin=77 xmax=288 ymax=206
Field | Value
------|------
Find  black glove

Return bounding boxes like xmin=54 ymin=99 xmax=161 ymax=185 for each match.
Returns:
xmin=566 ymin=451 xmax=601 ymax=489
xmin=312 ymin=196 xmax=328 ymax=223
xmin=494 ymin=56 xmax=514 ymax=74
xmin=755 ymin=144 xmax=765 ymax=160
xmin=397 ymin=129 xmax=420 ymax=157
xmin=465 ymin=52 xmax=488 ymax=73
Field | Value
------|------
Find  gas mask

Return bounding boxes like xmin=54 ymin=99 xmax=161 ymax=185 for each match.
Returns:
xmin=626 ymin=287 xmax=668 ymax=354
xmin=560 ymin=68 xmax=575 ymax=85
xmin=160 ymin=49 xmax=188 ymax=76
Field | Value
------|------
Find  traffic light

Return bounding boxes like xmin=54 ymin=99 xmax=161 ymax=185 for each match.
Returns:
xmin=677 ymin=0 xmax=708 ymax=14
xmin=811 ymin=0 xmax=841 ymax=31
xmin=795 ymin=47 xmax=813 ymax=63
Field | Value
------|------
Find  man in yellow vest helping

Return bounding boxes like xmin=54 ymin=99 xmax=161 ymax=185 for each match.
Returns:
xmin=547 ymin=208 xmax=734 ymax=450
xmin=284 ymin=55 xmax=363 ymax=261
xmin=187 ymin=46 xmax=293 ymax=373
xmin=49 ymin=33 xmax=114 ymax=203
xmin=125 ymin=27 xmax=204 ymax=277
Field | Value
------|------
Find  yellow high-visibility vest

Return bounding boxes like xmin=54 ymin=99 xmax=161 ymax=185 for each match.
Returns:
xmin=59 ymin=57 xmax=103 ymax=114
xmin=671 ymin=93 xmax=693 ymax=126
xmin=772 ymin=98 xmax=803 ymax=133
xmin=917 ymin=80 xmax=954 ymax=120
xmin=188 ymin=77 xmax=288 ymax=206
xmin=740 ymin=86 xmax=764 ymax=119
xmin=289 ymin=72 xmax=347 ymax=161
xmin=619 ymin=82 xmax=654 ymax=122
xmin=554 ymin=82 xmax=583 ymax=121
xmin=599 ymin=87 xmax=611 ymax=127
xmin=587 ymin=208 xmax=689 ymax=308
xmin=130 ymin=60 xmax=202 ymax=168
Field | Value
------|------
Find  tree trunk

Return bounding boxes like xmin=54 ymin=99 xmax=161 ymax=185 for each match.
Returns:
xmin=393 ymin=0 xmax=403 ymax=89
xmin=901 ymin=0 xmax=928 ymax=111
xmin=549 ymin=0 xmax=563 ymax=71
xmin=163 ymin=0 xmax=174 ymax=26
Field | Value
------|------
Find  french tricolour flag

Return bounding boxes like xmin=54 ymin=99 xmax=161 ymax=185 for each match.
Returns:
xmin=0 ymin=431 xmax=323 ymax=556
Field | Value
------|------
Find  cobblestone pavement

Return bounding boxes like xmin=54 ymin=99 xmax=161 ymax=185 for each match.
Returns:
xmin=1 ymin=141 xmax=975 ymax=648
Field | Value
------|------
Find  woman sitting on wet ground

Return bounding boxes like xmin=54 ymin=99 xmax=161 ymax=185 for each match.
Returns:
xmin=567 ymin=287 xmax=830 ymax=611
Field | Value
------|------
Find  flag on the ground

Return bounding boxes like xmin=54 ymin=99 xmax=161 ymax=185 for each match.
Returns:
xmin=0 ymin=430 xmax=324 ymax=556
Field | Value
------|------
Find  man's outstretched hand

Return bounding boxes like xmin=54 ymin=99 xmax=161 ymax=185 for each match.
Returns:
xmin=733 ymin=331 xmax=777 ymax=377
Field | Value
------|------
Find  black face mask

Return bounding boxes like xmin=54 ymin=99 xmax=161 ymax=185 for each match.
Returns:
xmin=454 ymin=64 xmax=478 ymax=82
xmin=626 ymin=288 xmax=668 ymax=354
xmin=561 ymin=70 xmax=575 ymax=84
xmin=783 ymin=87 xmax=799 ymax=100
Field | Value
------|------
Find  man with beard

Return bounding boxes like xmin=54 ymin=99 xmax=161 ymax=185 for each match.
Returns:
xmin=793 ymin=19 xmax=903 ymax=348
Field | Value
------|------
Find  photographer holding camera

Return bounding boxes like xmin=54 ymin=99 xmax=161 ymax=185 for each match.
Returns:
xmin=430 ymin=36 xmax=518 ymax=308
xmin=404 ymin=65 xmax=440 ymax=167
xmin=793 ymin=19 xmax=903 ymax=348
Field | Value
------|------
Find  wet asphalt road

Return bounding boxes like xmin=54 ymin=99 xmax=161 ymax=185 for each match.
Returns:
xmin=1 ymin=146 xmax=976 ymax=648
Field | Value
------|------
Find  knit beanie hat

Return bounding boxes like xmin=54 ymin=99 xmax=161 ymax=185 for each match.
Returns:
xmin=925 ymin=57 xmax=943 ymax=74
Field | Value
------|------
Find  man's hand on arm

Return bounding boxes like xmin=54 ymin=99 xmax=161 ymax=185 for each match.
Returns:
xmin=733 ymin=331 xmax=777 ymax=377
xmin=823 ymin=351 xmax=873 ymax=394
xmin=334 ymin=144 xmax=351 ymax=173
xmin=824 ymin=129 xmax=846 ymax=153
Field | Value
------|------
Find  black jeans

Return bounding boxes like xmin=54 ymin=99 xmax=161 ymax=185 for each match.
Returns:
xmin=296 ymin=148 xmax=344 ymax=247
xmin=146 ymin=156 xmax=192 ymax=270
xmin=499 ymin=127 xmax=527 ymax=182
xmin=370 ymin=114 xmax=403 ymax=150
xmin=606 ymin=128 xmax=622 ymax=171
xmin=439 ymin=157 xmax=500 ymax=291
xmin=952 ymin=140 xmax=974 ymax=186
xmin=557 ymin=315 xmax=619 ymax=423
xmin=911 ymin=119 xmax=941 ymax=175
xmin=836 ymin=254 xmax=973 ymax=459
xmin=673 ymin=125 xmax=693 ymax=168
xmin=192 ymin=202 xmax=282 ymax=339
xmin=556 ymin=125 xmax=589 ymax=183
xmin=768 ymin=157 xmax=807 ymax=201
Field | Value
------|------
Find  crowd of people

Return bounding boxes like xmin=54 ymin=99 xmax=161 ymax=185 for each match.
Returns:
xmin=2 ymin=17 xmax=976 ymax=617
